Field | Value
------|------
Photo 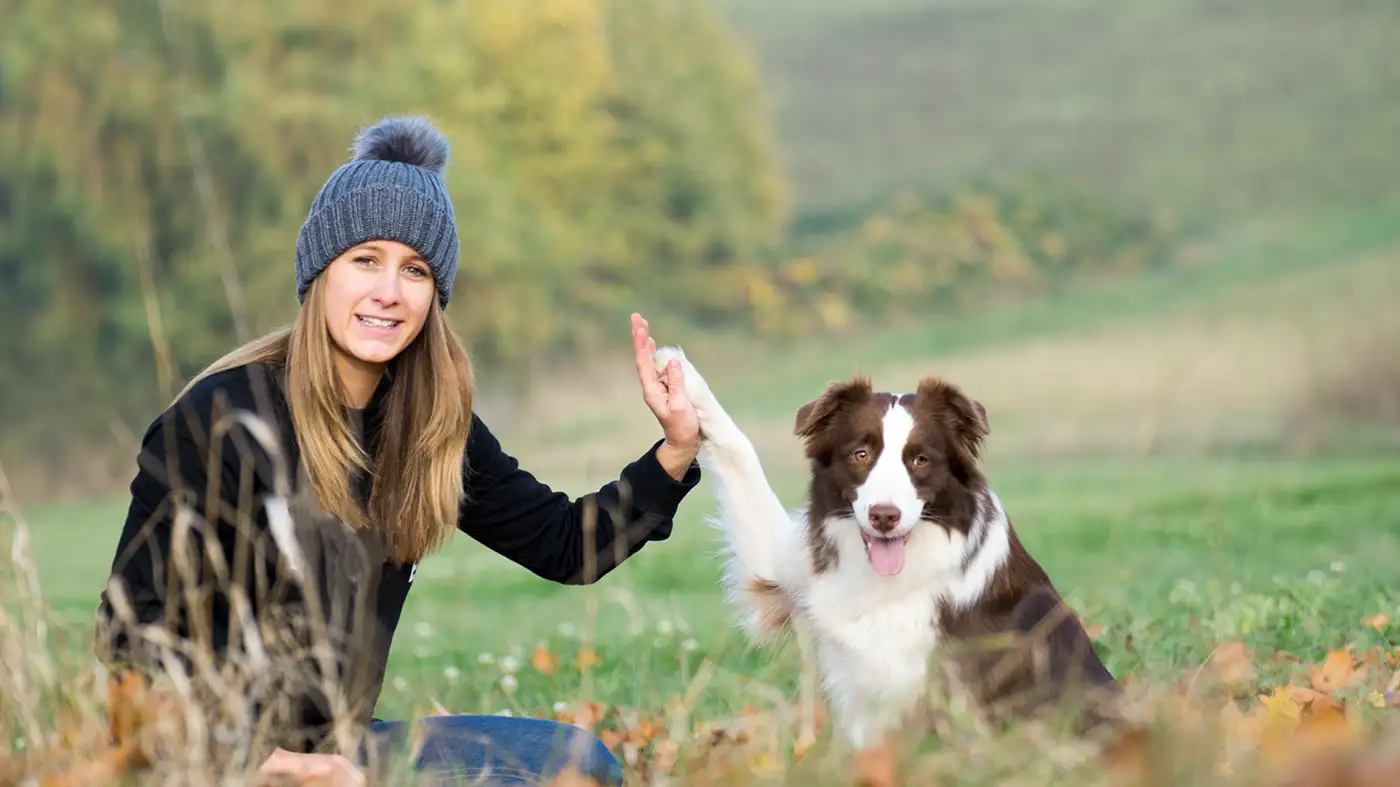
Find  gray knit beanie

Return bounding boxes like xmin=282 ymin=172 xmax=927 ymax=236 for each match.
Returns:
xmin=295 ymin=116 xmax=459 ymax=309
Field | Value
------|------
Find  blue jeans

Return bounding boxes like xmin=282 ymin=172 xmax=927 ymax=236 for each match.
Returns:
xmin=364 ymin=715 xmax=624 ymax=786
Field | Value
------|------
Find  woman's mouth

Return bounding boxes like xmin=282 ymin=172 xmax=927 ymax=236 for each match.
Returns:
xmin=356 ymin=315 xmax=402 ymax=331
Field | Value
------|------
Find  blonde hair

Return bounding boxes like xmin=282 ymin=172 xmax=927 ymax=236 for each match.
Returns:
xmin=176 ymin=275 xmax=474 ymax=564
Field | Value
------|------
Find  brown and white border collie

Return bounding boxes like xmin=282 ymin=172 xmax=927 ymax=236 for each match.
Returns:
xmin=654 ymin=347 xmax=1119 ymax=750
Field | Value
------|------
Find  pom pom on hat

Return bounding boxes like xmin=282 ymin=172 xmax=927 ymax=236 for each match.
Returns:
xmin=349 ymin=115 xmax=450 ymax=175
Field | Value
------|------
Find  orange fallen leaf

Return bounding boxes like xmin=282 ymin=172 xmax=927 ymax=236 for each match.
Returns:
xmin=629 ymin=715 xmax=663 ymax=746
xmin=575 ymin=648 xmax=602 ymax=670
xmin=564 ymin=701 xmax=609 ymax=732
xmin=1303 ymin=697 xmax=1348 ymax=728
xmin=852 ymin=744 xmax=897 ymax=787
xmin=1205 ymin=640 xmax=1256 ymax=689
xmin=1363 ymin=612 xmax=1389 ymax=631
xmin=1284 ymin=693 xmax=1363 ymax=770
xmin=1310 ymin=649 xmax=1358 ymax=693
xmin=1085 ymin=623 xmax=1103 ymax=638
xmin=106 ymin=669 xmax=180 ymax=770
xmin=532 ymin=644 xmax=558 ymax=675
xmin=1258 ymin=684 xmax=1311 ymax=723
xmin=36 ymin=745 xmax=134 ymax=787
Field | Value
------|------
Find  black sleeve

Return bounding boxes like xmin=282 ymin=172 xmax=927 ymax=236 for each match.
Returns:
xmin=456 ymin=413 xmax=700 ymax=585
xmin=94 ymin=377 xmax=291 ymax=674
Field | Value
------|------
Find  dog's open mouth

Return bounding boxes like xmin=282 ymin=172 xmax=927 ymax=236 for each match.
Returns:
xmin=861 ymin=532 xmax=909 ymax=576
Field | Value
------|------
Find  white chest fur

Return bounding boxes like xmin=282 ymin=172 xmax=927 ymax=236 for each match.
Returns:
xmin=797 ymin=518 xmax=972 ymax=748
xmin=805 ymin=576 xmax=940 ymax=747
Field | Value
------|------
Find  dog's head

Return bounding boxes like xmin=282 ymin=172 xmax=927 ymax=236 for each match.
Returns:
xmin=794 ymin=375 xmax=990 ymax=576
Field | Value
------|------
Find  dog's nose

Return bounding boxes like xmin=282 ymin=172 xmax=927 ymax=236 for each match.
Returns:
xmin=868 ymin=504 xmax=901 ymax=533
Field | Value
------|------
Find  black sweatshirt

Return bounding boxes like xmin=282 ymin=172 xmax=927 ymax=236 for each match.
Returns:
xmin=95 ymin=361 xmax=699 ymax=754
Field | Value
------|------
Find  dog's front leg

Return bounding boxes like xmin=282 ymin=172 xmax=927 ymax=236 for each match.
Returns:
xmin=792 ymin=615 xmax=823 ymax=758
xmin=653 ymin=347 xmax=796 ymax=629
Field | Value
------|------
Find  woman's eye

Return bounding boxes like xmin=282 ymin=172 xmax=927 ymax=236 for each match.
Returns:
xmin=354 ymin=256 xmax=376 ymax=266
xmin=406 ymin=266 xmax=429 ymax=277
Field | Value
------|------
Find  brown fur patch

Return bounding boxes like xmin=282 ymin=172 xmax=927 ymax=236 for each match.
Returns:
xmin=746 ymin=577 xmax=792 ymax=633
xmin=937 ymin=523 xmax=1118 ymax=732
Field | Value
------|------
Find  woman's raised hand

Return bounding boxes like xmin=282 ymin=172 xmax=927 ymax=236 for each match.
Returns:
xmin=631 ymin=313 xmax=699 ymax=479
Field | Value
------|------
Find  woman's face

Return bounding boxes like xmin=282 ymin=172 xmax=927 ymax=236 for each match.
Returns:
xmin=321 ymin=241 xmax=437 ymax=373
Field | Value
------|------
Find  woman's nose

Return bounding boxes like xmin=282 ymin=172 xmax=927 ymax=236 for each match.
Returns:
xmin=371 ymin=270 xmax=401 ymax=303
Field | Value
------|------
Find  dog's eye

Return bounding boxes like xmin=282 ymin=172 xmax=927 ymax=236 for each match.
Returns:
xmin=851 ymin=448 xmax=869 ymax=462
xmin=911 ymin=455 xmax=930 ymax=467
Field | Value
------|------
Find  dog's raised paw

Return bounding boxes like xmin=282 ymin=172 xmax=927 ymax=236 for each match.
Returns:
xmin=652 ymin=345 xmax=719 ymax=414
xmin=652 ymin=345 xmax=687 ymax=376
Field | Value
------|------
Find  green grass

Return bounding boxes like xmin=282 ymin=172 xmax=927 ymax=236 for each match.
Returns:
xmin=16 ymin=453 xmax=1400 ymax=729
xmin=712 ymin=0 xmax=1400 ymax=222
xmin=303 ymin=453 xmax=1400 ymax=720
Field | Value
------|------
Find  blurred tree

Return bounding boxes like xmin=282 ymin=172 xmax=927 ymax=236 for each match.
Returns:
xmin=0 ymin=0 xmax=787 ymax=489
xmin=401 ymin=0 xmax=789 ymax=362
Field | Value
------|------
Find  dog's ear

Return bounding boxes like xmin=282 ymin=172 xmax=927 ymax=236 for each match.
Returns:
xmin=916 ymin=376 xmax=990 ymax=462
xmin=793 ymin=399 xmax=820 ymax=436
xmin=794 ymin=378 xmax=873 ymax=449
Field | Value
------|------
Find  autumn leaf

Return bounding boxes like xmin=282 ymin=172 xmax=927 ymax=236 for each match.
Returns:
xmin=575 ymin=648 xmax=602 ymax=670
xmin=532 ymin=644 xmax=558 ymax=675
xmin=1298 ymin=692 xmax=1348 ymax=731
xmin=1281 ymin=692 xmax=1364 ymax=774
xmin=35 ymin=746 xmax=134 ymax=787
xmin=1258 ymin=685 xmax=1308 ymax=723
xmin=1204 ymin=640 xmax=1257 ymax=690
xmin=852 ymin=743 xmax=898 ymax=787
xmin=1363 ymin=612 xmax=1389 ymax=631
xmin=553 ymin=700 xmax=609 ymax=732
xmin=1218 ymin=696 xmax=1268 ymax=764
xmin=1310 ymin=649 xmax=1359 ymax=693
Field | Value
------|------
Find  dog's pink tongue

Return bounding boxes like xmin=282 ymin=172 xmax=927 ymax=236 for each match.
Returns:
xmin=867 ymin=537 xmax=906 ymax=576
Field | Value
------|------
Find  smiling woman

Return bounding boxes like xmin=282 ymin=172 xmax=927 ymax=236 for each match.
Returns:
xmin=93 ymin=115 xmax=702 ymax=787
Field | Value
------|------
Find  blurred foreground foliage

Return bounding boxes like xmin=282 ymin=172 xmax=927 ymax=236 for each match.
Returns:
xmin=0 ymin=0 xmax=1181 ymax=491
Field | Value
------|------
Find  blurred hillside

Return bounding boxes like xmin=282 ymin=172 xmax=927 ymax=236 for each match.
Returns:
xmin=715 ymin=0 xmax=1400 ymax=223
xmin=1 ymin=0 xmax=1397 ymax=499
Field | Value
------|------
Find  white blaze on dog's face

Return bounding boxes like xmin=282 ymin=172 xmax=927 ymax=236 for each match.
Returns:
xmin=794 ymin=377 xmax=991 ymax=577
xmin=849 ymin=403 xmax=924 ymax=575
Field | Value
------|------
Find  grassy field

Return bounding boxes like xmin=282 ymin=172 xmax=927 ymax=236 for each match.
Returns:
xmin=712 ymin=0 xmax=1400 ymax=223
xmin=7 ymin=208 xmax=1400 ymax=783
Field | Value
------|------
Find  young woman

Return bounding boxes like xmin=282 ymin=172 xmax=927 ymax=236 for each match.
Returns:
xmin=95 ymin=116 xmax=701 ymax=786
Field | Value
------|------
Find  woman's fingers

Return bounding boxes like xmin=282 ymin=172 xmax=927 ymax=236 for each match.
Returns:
xmin=664 ymin=358 xmax=689 ymax=407
xmin=631 ymin=313 xmax=667 ymax=411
